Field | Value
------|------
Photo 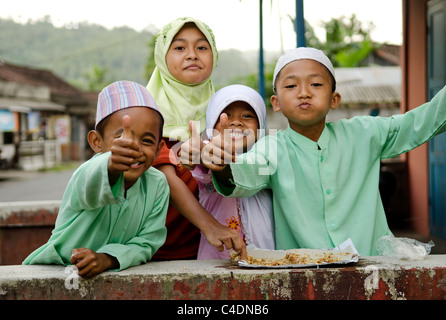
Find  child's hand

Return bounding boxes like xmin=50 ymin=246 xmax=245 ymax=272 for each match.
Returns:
xmin=203 ymin=222 xmax=247 ymax=260
xmin=202 ymin=113 xmax=236 ymax=171
xmin=179 ymin=121 xmax=204 ymax=170
xmin=71 ymin=248 xmax=119 ymax=278
xmin=108 ymin=115 xmax=142 ymax=176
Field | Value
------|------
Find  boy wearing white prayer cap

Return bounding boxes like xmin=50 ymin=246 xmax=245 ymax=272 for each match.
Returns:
xmin=205 ymin=47 xmax=446 ymax=256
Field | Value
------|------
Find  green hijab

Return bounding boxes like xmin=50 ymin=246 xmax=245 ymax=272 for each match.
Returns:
xmin=147 ymin=17 xmax=218 ymax=142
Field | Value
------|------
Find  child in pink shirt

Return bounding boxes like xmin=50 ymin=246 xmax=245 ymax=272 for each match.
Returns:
xmin=184 ymin=85 xmax=275 ymax=259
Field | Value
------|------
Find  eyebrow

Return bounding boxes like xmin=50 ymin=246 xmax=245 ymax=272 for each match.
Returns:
xmin=115 ymin=128 xmax=157 ymax=140
xmin=171 ymin=38 xmax=209 ymax=44
xmin=283 ymin=73 xmax=325 ymax=81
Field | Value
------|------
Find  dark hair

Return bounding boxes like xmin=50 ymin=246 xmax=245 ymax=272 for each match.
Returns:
xmin=95 ymin=108 xmax=164 ymax=142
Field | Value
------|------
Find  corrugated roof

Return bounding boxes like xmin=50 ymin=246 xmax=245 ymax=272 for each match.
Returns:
xmin=335 ymin=66 xmax=401 ymax=104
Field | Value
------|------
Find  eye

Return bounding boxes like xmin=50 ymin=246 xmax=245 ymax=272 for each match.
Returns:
xmin=284 ymin=84 xmax=296 ymax=89
xmin=311 ymin=83 xmax=323 ymax=87
xmin=142 ymin=137 xmax=155 ymax=145
xmin=172 ymin=45 xmax=185 ymax=51
xmin=197 ymin=46 xmax=209 ymax=51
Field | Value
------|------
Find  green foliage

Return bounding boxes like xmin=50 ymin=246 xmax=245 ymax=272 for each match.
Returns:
xmin=314 ymin=14 xmax=377 ymax=67
xmin=0 ymin=17 xmax=154 ymax=90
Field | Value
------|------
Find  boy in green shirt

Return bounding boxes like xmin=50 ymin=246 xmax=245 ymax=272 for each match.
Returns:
xmin=204 ymin=47 xmax=446 ymax=256
xmin=23 ymin=81 xmax=168 ymax=277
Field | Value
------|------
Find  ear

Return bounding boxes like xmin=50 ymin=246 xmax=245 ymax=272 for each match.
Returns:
xmin=330 ymin=92 xmax=342 ymax=110
xmin=155 ymin=138 xmax=165 ymax=159
xmin=87 ymin=130 xmax=103 ymax=153
xmin=271 ymin=95 xmax=281 ymax=112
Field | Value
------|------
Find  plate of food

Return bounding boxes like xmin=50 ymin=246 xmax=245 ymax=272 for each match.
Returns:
xmin=231 ymin=239 xmax=360 ymax=268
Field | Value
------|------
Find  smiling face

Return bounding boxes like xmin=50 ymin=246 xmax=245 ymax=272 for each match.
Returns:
xmin=214 ymin=101 xmax=259 ymax=153
xmin=165 ymin=23 xmax=214 ymax=85
xmin=91 ymin=107 xmax=164 ymax=188
xmin=271 ymin=59 xmax=341 ymax=141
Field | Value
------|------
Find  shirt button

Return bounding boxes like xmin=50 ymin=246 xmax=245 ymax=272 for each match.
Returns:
xmin=329 ymin=223 xmax=336 ymax=229
xmin=326 ymin=189 xmax=332 ymax=195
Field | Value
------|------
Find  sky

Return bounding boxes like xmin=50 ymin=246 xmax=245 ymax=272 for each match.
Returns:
xmin=1 ymin=0 xmax=403 ymax=52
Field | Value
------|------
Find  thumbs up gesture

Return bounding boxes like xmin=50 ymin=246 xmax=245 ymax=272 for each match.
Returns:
xmin=179 ymin=120 xmax=204 ymax=170
xmin=202 ymin=113 xmax=236 ymax=171
xmin=109 ymin=115 xmax=142 ymax=175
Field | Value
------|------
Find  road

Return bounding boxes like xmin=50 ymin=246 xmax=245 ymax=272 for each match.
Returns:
xmin=0 ymin=166 xmax=79 ymax=202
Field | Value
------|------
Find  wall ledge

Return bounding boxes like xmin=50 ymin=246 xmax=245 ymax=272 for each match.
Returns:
xmin=1 ymin=255 xmax=445 ymax=300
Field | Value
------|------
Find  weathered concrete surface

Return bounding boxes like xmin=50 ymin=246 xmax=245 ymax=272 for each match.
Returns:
xmin=0 ymin=255 xmax=445 ymax=300
xmin=0 ymin=201 xmax=59 ymax=265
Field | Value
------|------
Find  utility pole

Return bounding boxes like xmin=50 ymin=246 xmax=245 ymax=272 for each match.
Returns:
xmin=258 ymin=0 xmax=265 ymax=100
xmin=295 ymin=0 xmax=306 ymax=47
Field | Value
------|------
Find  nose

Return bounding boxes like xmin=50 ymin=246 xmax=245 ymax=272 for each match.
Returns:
xmin=228 ymin=117 xmax=243 ymax=127
xmin=186 ymin=47 xmax=198 ymax=60
xmin=298 ymin=85 xmax=311 ymax=98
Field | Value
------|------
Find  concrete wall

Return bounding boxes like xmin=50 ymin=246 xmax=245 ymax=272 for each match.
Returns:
xmin=0 ymin=201 xmax=59 ymax=265
xmin=0 ymin=201 xmax=445 ymax=300
xmin=0 ymin=256 xmax=445 ymax=300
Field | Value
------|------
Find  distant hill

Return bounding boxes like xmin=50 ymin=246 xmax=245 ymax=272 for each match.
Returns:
xmin=0 ymin=17 xmax=276 ymax=91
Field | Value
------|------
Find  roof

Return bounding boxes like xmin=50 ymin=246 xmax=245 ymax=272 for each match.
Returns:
xmin=0 ymin=61 xmax=84 ymax=104
xmin=335 ymin=66 xmax=401 ymax=104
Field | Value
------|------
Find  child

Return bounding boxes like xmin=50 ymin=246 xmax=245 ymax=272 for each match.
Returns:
xmin=146 ymin=17 xmax=246 ymax=260
xmin=204 ymin=47 xmax=446 ymax=256
xmin=182 ymin=84 xmax=274 ymax=259
xmin=23 ymin=81 xmax=169 ymax=277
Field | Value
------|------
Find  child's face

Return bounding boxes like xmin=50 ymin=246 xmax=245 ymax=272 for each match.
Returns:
xmin=214 ymin=101 xmax=259 ymax=153
xmin=97 ymin=107 xmax=163 ymax=186
xmin=271 ymin=59 xmax=341 ymax=137
xmin=165 ymin=23 xmax=213 ymax=85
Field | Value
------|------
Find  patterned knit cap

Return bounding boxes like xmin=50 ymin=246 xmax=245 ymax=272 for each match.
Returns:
xmin=96 ymin=80 xmax=163 ymax=128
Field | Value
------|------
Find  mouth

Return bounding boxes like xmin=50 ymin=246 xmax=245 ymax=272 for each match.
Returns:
xmin=229 ymin=130 xmax=248 ymax=140
xmin=298 ymin=102 xmax=312 ymax=110
xmin=130 ymin=161 xmax=145 ymax=170
xmin=185 ymin=64 xmax=200 ymax=70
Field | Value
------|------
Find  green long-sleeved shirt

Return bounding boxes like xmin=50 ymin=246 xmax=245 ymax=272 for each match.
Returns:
xmin=23 ymin=152 xmax=169 ymax=270
xmin=214 ymin=86 xmax=446 ymax=256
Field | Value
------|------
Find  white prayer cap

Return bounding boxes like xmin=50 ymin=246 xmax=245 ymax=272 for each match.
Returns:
xmin=273 ymin=47 xmax=335 ymax=92
xmin=205 ymin=84 xmax=266 ymax=140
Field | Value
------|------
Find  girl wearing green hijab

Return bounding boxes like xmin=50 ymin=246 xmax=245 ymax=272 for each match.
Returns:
xmin=147 ymin=17 xmax=218 ymax=142
xmin=148 ymin=17 xmax=247 ymax=260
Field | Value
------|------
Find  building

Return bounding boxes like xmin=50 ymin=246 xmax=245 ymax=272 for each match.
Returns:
xmin=0 ymin=61 xmax=95 ymax=170
xmin=402 ymin=0 xmax=446 ymax=240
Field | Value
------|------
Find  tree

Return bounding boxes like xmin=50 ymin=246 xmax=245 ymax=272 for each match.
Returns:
xmin=310 ymin=14 xmax=377 ymax=67
xmin=144 ymin=34 xmax=157 ymax=82
xmin=84 ymin=65 xmax=109 ymax=92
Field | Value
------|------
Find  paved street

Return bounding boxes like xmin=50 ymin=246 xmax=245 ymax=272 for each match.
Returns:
xmin=0 ymin=165 xmax=79 ymax=202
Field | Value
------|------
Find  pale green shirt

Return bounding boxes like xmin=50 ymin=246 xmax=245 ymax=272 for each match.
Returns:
xmin=23 ymin=152 xmax=169 ymax=270
xmin=214 ymin=86 xmax=446 ymax=256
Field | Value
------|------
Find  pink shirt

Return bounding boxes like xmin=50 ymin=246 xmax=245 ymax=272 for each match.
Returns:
xmin=192 ymin=165 xmax=244 ymax=260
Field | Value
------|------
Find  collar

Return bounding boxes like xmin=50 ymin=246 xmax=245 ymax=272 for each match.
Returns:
xmin=284 ymin=125 xmax=330 ymax=150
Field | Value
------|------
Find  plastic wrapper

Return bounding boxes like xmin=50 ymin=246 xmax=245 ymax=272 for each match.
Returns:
xmin=376 ymin=235 xmax=435 ymax=260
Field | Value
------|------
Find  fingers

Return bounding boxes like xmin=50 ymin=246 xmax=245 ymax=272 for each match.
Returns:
xmin=189 ymin=120 xmax=199 ymax=141
xmin=109 ymin=115 xmax=142 ymax=173
xmin=70 ymin=248 xmax=105 ymax=278
xmin=205 ymin=224 xmax=247 ymax=259
xmin=121 ymin=115 xmax=132 ymax=140
xmin=179 ymin=121 xmax=203 ymax=169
